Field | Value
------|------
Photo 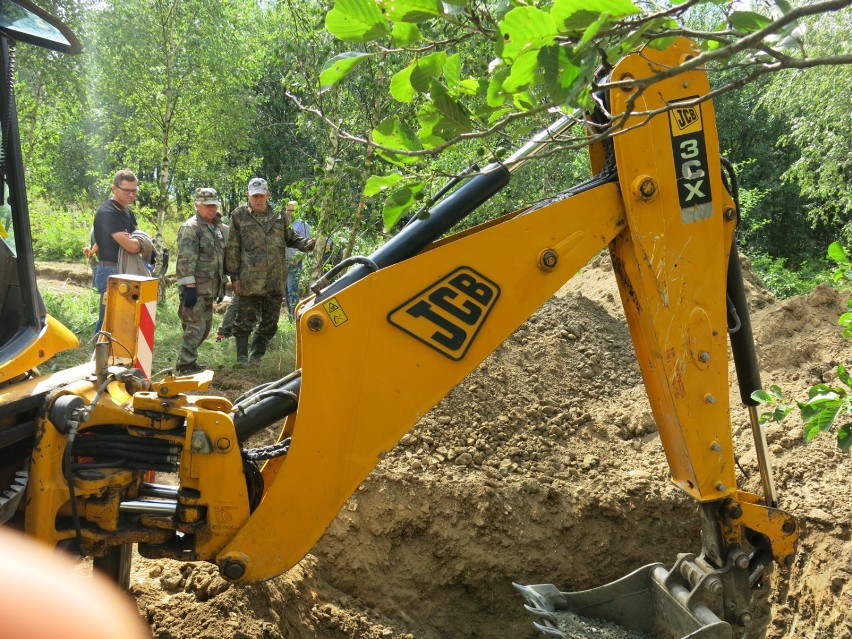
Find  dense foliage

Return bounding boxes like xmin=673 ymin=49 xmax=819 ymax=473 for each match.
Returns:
xmin=16 ymin=0 xmax=852 ymax=296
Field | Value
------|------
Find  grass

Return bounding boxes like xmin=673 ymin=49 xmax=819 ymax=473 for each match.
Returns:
xmin=42 ymin=284 xmax=298 ymax=379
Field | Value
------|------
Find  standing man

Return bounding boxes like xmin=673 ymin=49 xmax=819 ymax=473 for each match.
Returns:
xmin=225 ymin=178 xmax=314 ymax=365
xmin=174 ymin=188 xmax=226 ymax=375
xmin=284 ymin=200 xmax=311 ymax=320
xmin=92 ymin=169 xmax=141 ymax=333
xmin=215 ymin=211 xmax=240 ymax=342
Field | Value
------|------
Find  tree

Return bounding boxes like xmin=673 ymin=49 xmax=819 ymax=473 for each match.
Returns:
xmin=15 ymin=0 xmax=97 ymax=206
xmin=760 ymin=11 xmax=852 ymax=248
xmin=320 ymin=0 xmax=852 ymax=226
xmin=87 ymin=0 xmax=264 ymax=259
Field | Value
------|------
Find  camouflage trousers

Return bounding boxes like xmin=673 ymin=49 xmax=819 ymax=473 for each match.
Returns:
xmin=177 ymin=295 xmax=214 ymax=368
xmin=218 ymin=295 xmax=240 ymax=337
xmin=233 ymin=294 xmax=284 ymax=342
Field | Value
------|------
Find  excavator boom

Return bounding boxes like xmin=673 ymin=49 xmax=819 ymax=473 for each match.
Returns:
xmin=0 ymin=6 xmax=796 ymax=637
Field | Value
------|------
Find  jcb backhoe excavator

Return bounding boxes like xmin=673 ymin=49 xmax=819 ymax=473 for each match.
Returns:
xmin=0 ymin=3 xmax=798 ymax=638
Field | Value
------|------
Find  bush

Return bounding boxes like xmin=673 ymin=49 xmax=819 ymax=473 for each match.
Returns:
xmin=30 ymin=201 xmax=91 ymax=261
xmin=748 ymin=252 xmax=832 ymax=299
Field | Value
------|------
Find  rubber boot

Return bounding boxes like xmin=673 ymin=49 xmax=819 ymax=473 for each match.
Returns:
xmin=250 ymin=334 xmax=267 ymax=361
xmin=235 ymin=336 xmax=249 ymax=367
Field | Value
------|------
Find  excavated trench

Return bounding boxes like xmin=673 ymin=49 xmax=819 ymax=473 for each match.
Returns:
xmin=117 ymin=260 xmax=852 ymax=639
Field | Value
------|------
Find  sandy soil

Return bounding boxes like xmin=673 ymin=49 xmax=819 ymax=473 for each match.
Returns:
xmin=39 ymin=255 xmax=852 ymax=639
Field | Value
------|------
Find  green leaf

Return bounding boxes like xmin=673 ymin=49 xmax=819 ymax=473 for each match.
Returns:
xmin=319 ymin=52 xmax=373 ymax=92
xmin=382 ymin=180 xmax=425 ymax=230
xmin=497 ymin=6 xmax=557 ymax=64
xmin=372 ymin=116 xmax=422 ymax=165
xmin=380 ymin=0 xmax=443 ymax=23
xmin=432 ymin=92 xmax=472 ymax=134
xmin=828 ymin=241 xmax=850 ymax=264
xmin=364 ymin=172 xmax=403 ymax=196
xmin=513 ymin=89 xmax=537 ymax=111
xmin=803 ymin=403 xmax=841 ymax=442
xmin=775 ymin=0 xmax=793 ymax=14
xmin=486 ymin=67 xmax=511 ymax=108
xmin=417 ymin=93 xmax=471 ymax=145
xmin=772 ymin=406 xmax=792 ymax=421
xmin=503 ymin=50 xmax=541 ymax=93
xmin=837 ymin=423 xmax=852 ymax=452
xmin=751 ymin=389 xmax=772 ymax=403
xmin=454 ymin=78 xmax=481 ymax=97
xmin=575 ymin=11 xmax=608 ymax=51
xmin=539 ymin=45 xmax=578 ymax=104
xmin=551 ymin=0 xmax=640 ymax=32
xmin=390 ymin=62 xmax=417 ymax=102
xmin=410 ymin=51 xmax=447 ymax=92
xmin=769 ymin=384 xmax=786 ymax=397
xmin=443 ymin=53 xmax=461 ymax=89
xmin=392 ymin=21 xmax=423 ymax=47
xmin=729 ymin=11 xmax=772 ymax=33
xmin=326 ymin=0 xmax=391 ymax=42
xmin=487 ymin=106 xmax=514 ymax=124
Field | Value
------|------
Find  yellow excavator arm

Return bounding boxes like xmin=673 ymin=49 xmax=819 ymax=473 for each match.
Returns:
xmin=0 ymin=11 xmax=795 ymax=637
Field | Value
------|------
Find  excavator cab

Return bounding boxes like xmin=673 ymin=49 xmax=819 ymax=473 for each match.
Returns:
xmin=0 ymin=0 xmax=83 ymax=526
xmin=0 ymin=0 xmax=81 ymax=386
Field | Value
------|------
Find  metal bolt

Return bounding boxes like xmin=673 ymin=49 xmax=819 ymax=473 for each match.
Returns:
xmin=698 ymin=351 xmax=711 ymax=362
xmin=705 ymin=394 xmax=716 ymax=404
xmin=709 ymin=580 xmax=724 ymax=595
xmin=710 ymin=442 xmax=721 ymax=452
xmin=191 ymin=436 xmax=204 ymax=452
xmin=735 ymin=554 xmax=750 ymax=570
xmin=216 ymin=437 xmax=231 ymax=452
xmin=307 ymin=314 xmax=325 ymax=332
xmin=221 ymin=559 xmax=246 ymax=581
xmin=715 ymin=482 xmax=727 ymax=492
xmin=638 ymin=178 xmax=656 ymax=199
xmin=738 ymin=612 xmax=753 ymax=627
xmin=782 ymin=521 xmax=796 ymax=534
xmin=620 ymin=73 xmax=634 ymax=90
xmin=726 ymin=502 xmax=743 ymax=520
xmin=724 ymin=207 xmax=737 ymax=221
xmin=540 ymin=249 xmax=558 ymax=270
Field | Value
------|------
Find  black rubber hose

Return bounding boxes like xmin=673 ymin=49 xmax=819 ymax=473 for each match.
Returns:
xmin=727 ymin=247 xmax=763 ymax=406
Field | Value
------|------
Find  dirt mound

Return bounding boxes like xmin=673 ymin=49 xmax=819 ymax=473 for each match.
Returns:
xmin=125 ymin=255 xmax=851 ymax=639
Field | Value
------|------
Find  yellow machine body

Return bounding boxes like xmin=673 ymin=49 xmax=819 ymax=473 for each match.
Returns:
xmin=2 ymin=34 xmax=797 ymax=639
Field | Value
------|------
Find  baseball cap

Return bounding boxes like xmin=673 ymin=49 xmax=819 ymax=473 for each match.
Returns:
xmin=247 ymin=177 xmax=269 ymax=195
xmin=194 ymin=187 xmax=220 ymax=206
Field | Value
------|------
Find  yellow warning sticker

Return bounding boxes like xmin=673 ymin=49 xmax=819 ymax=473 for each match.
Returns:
xmin=322 ymin=297 xmax=348 ymax=327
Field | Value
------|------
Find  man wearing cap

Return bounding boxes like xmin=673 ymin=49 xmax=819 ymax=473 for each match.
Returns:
xmin=174 ymin=187 xmax=226 ymax=375
xmin=225 ymin=177 xmax=315 ymax=365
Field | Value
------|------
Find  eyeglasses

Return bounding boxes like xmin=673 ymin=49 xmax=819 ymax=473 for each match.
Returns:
xmin=115 ymin=185 xmax=139 ymax=194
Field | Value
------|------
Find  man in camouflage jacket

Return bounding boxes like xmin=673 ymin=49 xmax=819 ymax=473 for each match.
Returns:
xmin=225 ymin=177 xmax=315 ymax=364
xmin=175 ymin=188 xmax=226 ymax=374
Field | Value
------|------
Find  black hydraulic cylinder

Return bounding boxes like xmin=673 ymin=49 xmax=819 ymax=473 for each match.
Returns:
xmin=314 ymin=164 xmax=511 ymax=303
xmin=234 ymin=164 xmax=511 ymax=442
xmin=726 ymin=248 xmax=763 ymax=406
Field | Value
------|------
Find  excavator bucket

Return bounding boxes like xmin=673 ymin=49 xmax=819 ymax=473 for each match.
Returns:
xmin=515 ymin=562 xmax=733 ymax=639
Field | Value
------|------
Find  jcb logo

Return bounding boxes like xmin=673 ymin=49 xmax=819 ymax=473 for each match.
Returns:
xmin=388 ymin=267 xmax=500 ymax=360
xmin=672 ymin=107 xmax=699 ymax=131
